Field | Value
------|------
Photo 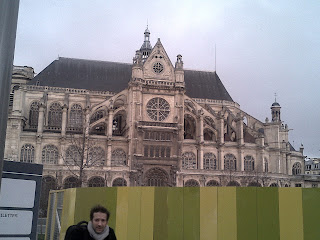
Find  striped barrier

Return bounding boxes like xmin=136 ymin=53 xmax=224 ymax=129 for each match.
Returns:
xmin=46 ymin=187 xmax=320 ymax=240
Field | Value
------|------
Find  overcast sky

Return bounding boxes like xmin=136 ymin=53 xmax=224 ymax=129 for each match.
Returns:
xmin=14 ymin=0 xmax=320 ymax=158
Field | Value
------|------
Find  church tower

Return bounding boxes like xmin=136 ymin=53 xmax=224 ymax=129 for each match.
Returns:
xmin=140 ymin=26 xmax=152 ymax=60
xmin=271 ymin=98 xmax=281 ymax=123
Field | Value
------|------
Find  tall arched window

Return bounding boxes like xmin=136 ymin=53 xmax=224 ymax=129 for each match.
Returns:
xmin=112 ymin=178 xmax=127 ymax=187
xmin=65 ymin=145 xmax=82 ymax=165
xmin=69 ymin=104 xmax=83 ymax=128
xmin=244 ymin=155 xmax=255 ymax=171
xmin=292 ymin=162 xmax=302 ymax=175
xmin=182 ymin=152 xmax=197 ymax=169
xmin=264 ymin=158 xmax=268 ymax=172
xmin=88 ymin=177 xmax=105 ymax=187
xmin=203 ymin=153 xmax=217 ymax=170
xmin=48 ymin=102 xmax=62 ymax=128
xmin=88 ymin=147 xmax=105 ymax=166
xmin=29 ymin=101 xmax=39 ymax=127
xmin=40 ymin=176 xmax=57 ymax=217
xmin=111 ymin=148 xmax=126 ymax=166
xmin=42 ymin=145 xmax=59 ymax=164
xmin=224 ymin=154 xmax=237 ymax=171
xmin=20 ymin=144 xmax=35 ymax=163
xmin=184 ymin=179 xmax=200 ymax=187
xmin=184 ymin=114 xmax=196 ymax=139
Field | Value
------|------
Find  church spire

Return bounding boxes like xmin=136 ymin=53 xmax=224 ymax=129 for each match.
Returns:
xmin=140 ymin=26 xmax=152 ymax=60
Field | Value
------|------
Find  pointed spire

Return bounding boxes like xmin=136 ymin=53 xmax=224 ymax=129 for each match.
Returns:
xmin=140 ymin=25 xmax=152 ymax=60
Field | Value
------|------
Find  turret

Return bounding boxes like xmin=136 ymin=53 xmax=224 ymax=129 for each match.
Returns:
xmin=271 ymin=99 xmax=281 ymax=123
xmin=140 ymin=26 xmax=152 ymax=61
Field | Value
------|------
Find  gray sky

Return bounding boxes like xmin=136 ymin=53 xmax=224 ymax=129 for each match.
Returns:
xmin=14 ymin=0 xmax=320 ymax=158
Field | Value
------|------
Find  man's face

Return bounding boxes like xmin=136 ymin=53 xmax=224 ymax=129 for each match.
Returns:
xmin=92 ymin=212 xmax=108 ymax=234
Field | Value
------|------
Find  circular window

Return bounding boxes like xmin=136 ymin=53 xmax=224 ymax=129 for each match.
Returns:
xmin=146 ymin=98 xmax=170 ymax=121
xmin=153 ymin=62 xmax=164 ymax=74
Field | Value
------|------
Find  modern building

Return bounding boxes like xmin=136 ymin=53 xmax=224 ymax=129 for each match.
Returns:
xmin=5 ymin=28 xmax=313 ymax=213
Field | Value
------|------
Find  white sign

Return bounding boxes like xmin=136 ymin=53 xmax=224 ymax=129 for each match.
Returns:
xmin=0 ymin=178 xmax=36 ymax=208
xmin=0 ymin=210 xmax=33 ymax=235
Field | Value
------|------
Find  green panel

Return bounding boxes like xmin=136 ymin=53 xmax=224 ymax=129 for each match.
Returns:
xmin=59 ymin=189 xmax=76 ymax=240
xmin=200 ymin=187 xmax=218 ymax=240
xmin=74 ymin=187 xmax=117 ymax=228
xmin=127 ymin=187 xmax=142 ymax=240
xmin=217 ymin=187 xmax=237 ymax=240
xmin=303 ymin=188 xmax=320 ymax=240
xmin=236 ymin=187 xmax=257 ymax=240
xmin=278 ymin=188 xmax=303 ymax=240
xmin=167 ymin=187 xmax=184 ymax=240
xmin=115 ymin=187 xmax=129 ymax=240
xmin=183 ymin=187 xmax=200 ymax=240
xmin=140 ymin=187 xmax=155 ymax=240
xmin=257 ymin=187 xmax=280 ymax=240
xmin=153 ymin=187 xmax=168 ymax=240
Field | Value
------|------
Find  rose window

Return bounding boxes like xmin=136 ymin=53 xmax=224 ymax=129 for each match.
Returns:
xmin=153 ymin=62 xmax=164 ymax=73
xmin=146 ymin=97 xmax=170 ymax=121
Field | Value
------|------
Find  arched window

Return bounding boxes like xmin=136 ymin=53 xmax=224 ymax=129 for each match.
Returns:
xmin=292 ymin=162 xmax=302 ymax=175
xmin=42 ymin=145 xmax=59 ymax=164
xmin=184 ymin=114 xmax=196 ymax=139
xmin=112 ymin=113 xmax=126 ymax=136
xmin=29 ymin=101 xmax=39 ymax=127
xmin=248 ymin=182 xmax=261 ymax=187
xmin=145 ymin=168 xmax=168 ymax=186
xmin=65 ymin=145 xmax=82 ymax=165
xmin=69 ymin=104 xmax=83 ymax=128
xmin=184 ymin=179 xmax=200 ymax=187
xmin=20 ymin=144 xmax=35 ymax=163
xmin=48 ymin=102 xmax=62 ymax=128
xmin=146 ymin=97 xmax=170 ymax=121
xmin=227 ymin=181 xmax=240 ymax=186
xmin=203 ymin=152 xmax=217 ymax=170
xmin=112 ymin=178 xmax=127 ymax=187
xmin=206 ymin=180 xmax=219 ymax=186
xmin=90 ymin=110 xmax=105 ymax=124
xmin=88 ymin=147 xmax=105 ymax=166
xmin=111 ymin=148 xmax=126 ymax=166
xmin=244 ymin=155 xmax=255 ymax=171
xmin=224 ymin=154 xmax=237 ymax=171
xmin=204 ymin=129 xmax=216 ymax=141
xmin=269 ymin=183 xmax=278 ymax=187
xmin=264 ymin=158 xmax=269 ymax=172
xmin=63 ymin=176 xmax=80 ymax=189
xmin=88 ymin=177 xmax=105 ymax=187
xmin=40 ymin=176 xmax=56 ymax=217
xmin=182 ymin=152 xmax=197 ymax=169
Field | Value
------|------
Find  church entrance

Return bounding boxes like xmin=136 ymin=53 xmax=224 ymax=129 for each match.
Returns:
xmin=145 ymin=167 xmax=169 ymax=186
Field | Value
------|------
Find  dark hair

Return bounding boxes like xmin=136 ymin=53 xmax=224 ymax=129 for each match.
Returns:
xmin=90 ymin=205 xmax=110 ymax=221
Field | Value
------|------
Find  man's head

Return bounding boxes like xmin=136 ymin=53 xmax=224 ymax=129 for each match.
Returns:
xmin=90 ymin=205 xmax=110 ymax=234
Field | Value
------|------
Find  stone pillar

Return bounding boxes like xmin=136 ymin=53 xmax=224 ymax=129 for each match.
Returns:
xmin=199 ymin=145 xmax=203 ymax=169
xmin=239 ymin=148 xmax=244 ymax=171
xmin=35 ymin=140 xmax=42 ymax=164
xmin=237 ymin=116 xmax=244 ymax=145
xmin=218 ymin=147 xmax=224 ymax=170
xmin=37 ymin=105 xmax=45 ymax=135
xmin=108 ymin=109 xmax=114 ymax=137
xmin=106 ymin=141 xmax=112 ymax=167
xmin=219 ymin=117 xmax=224 ymax=144
xmin=61 ymin=105 xmax=68 ymax=136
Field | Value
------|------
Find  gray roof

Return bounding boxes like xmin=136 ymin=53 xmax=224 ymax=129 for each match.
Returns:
xmin=29 ymin=57 xmax=233 ymax=101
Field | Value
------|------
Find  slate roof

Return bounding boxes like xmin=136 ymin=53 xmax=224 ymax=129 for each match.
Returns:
xmin=29 ymin=57 xmax=233 ymax=101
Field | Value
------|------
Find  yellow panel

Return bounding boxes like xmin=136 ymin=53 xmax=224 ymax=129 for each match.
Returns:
xmin=200 ymin=187 xmax=218 ymax=240
xmin=217 ymin=187 xmax=237 ymax=240
xmin=127 ymin=187 xmax=142 ymax=240
xmin=279 ymin=188 xmax=303 ymax=240
xmin=59 ymin=189 xmax=76 ymax=240
xmin=140 ymin=187 xmax=155 ymax=240
xmin=115 ymin=187 xmax=129 ymax=240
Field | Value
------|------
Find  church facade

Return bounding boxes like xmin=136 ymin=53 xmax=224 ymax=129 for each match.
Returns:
xmin=5 ymin=28 xmax=308 ymax=193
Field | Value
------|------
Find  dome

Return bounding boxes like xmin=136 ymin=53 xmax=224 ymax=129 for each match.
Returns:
xmin=144 ymin=27 xmax=150 ymax=34
xmin=272 ymin=101 xmax=280 ymax=107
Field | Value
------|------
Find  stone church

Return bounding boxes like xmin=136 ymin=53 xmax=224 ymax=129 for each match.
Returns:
xmin=5 ymin=27 xmax=308 ymax=197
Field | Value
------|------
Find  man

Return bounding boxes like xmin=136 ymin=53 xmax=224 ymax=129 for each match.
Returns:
xmin=65 ymin=205 xmax=117 ymax=240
